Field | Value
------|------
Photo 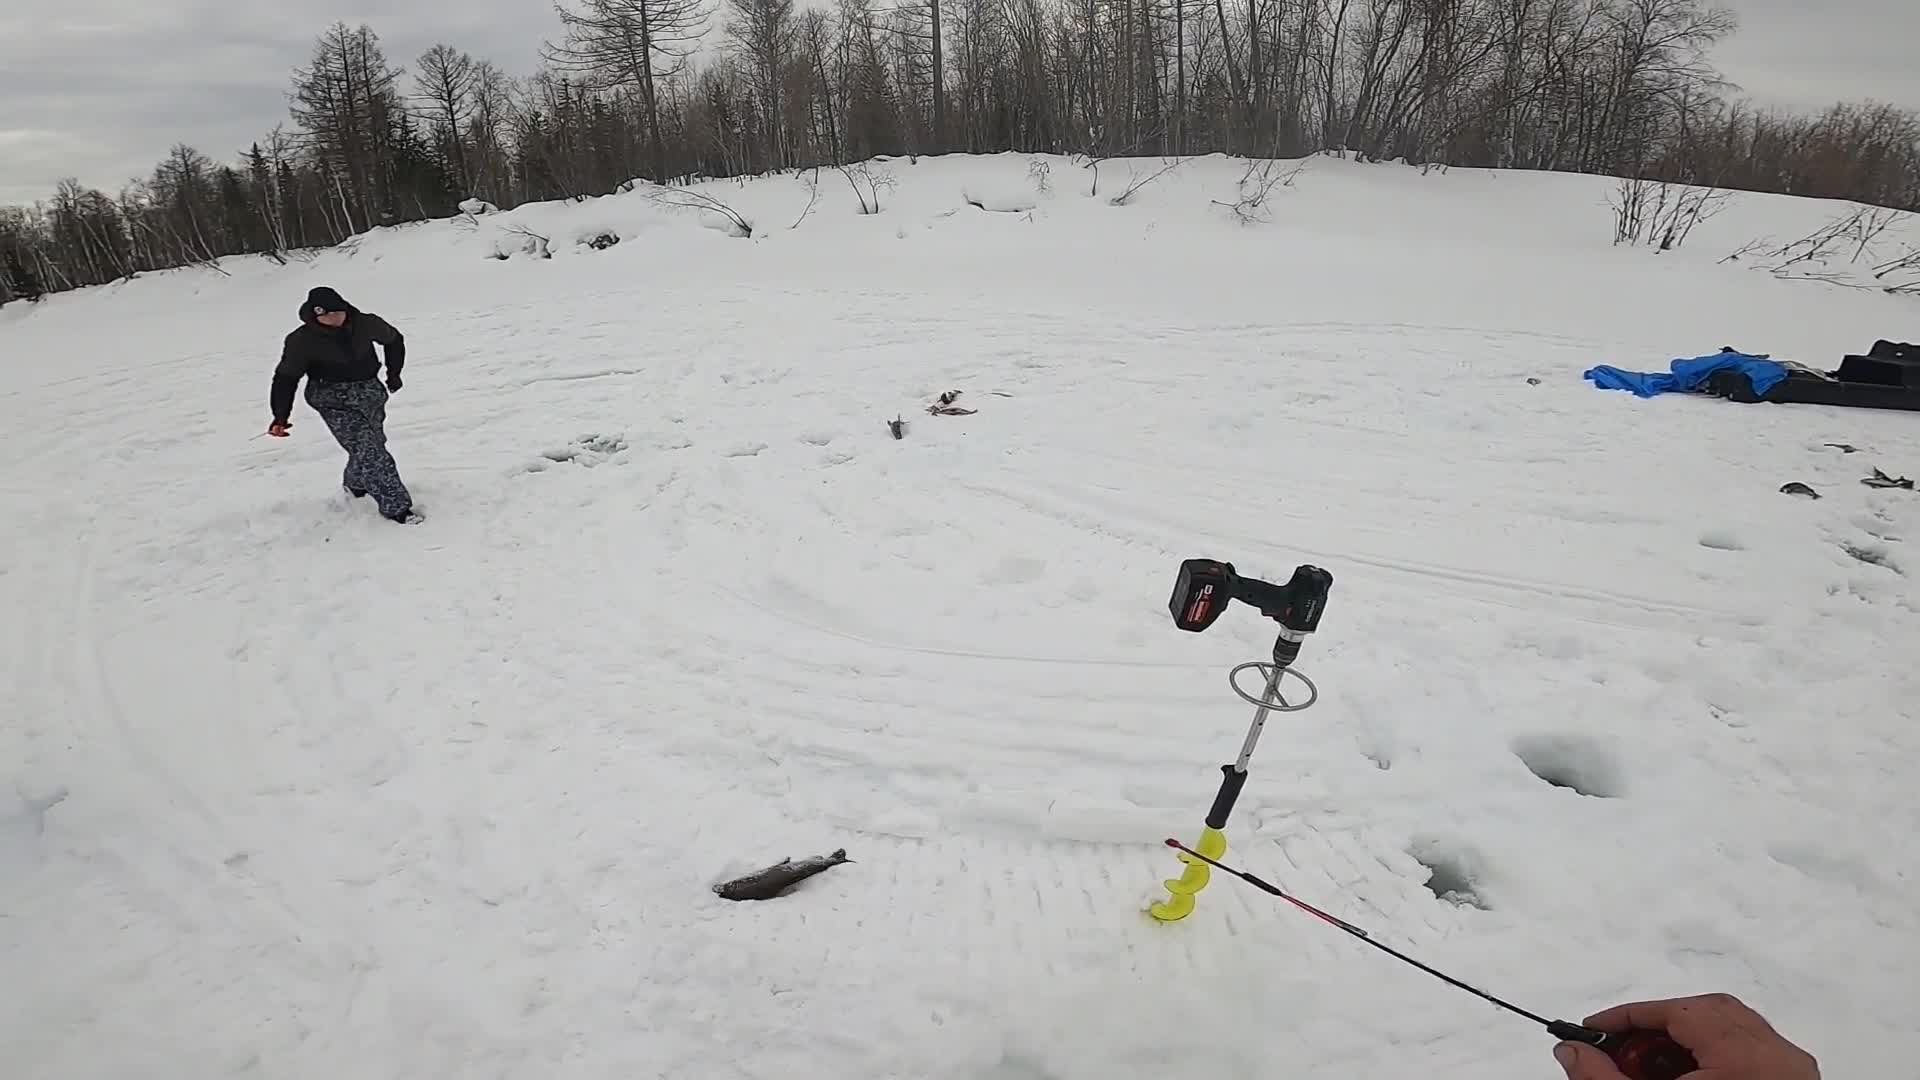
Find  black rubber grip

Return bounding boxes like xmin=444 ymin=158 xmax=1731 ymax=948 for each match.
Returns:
xmin=1205 ymin=765 xmax=1249 ymax=830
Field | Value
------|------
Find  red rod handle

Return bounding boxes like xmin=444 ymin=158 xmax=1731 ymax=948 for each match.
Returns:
xmin=1605 ymin=1029 xmax=1699 ymax=1080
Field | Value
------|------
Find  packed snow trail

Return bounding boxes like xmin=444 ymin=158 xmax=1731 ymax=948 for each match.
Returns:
xmin=3 ymin=154 xmax=1917 ymax=1079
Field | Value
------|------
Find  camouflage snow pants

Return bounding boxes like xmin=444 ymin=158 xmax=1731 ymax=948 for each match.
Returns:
xmin=305 ymin=377 xmax=412 ymax=519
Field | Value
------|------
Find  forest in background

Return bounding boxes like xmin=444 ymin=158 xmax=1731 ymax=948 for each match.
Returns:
xmin=6 ymin=0 xmax=1920 ymax=302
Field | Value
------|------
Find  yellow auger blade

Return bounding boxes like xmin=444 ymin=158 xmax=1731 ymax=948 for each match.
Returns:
xmin=1147 ymin=826 xmax=1227 ymax=922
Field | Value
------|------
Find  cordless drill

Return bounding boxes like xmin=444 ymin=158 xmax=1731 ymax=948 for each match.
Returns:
xmin=1170 ymin=558 xmax=1332 ymax=668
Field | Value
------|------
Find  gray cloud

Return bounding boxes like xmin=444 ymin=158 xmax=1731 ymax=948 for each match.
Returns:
xmin=4 ymin=0 xmax=1917 ymax=206
xmin=0 ymin=0 xmax=551 ymax=205
xmin=1711 ymin=0 xmax=1920 ymax=113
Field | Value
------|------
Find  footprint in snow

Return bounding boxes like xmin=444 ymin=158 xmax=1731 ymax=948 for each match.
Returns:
xmin=0 ymin=787 xmax=69 ymax=871
xmin=520 ymin=433 xmax=630 ymax=473
xmin=1766 ymin=841 xmax=1885 ymax=893
xmin=1850 ymin=513 xmax=1903 ymax=542
xmin=1840 ymin=540 xmax=1903 ymax=575
xmin=1697 ymin=529 xmax=1745 ymax=552
xmin=1356 ymin=734 xmax=1394 ymax=770
xmin=982 ymin=556 xmax=1047 ymax=586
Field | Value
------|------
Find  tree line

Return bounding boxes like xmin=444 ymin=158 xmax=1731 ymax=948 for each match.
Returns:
xmin=6 ymin=0 xmax=1920 ymax=303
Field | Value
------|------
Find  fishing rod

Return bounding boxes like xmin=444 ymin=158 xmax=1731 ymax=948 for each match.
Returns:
xmin=1167 ymin=839 xmax=1700 ymax=1080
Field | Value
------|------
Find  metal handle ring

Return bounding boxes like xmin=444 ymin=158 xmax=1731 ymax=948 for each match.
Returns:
xmin=1228 ymin=661 xmax=1318 ymax=712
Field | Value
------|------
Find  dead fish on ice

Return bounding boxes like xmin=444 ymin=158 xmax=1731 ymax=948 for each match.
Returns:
xmin=714 ymin=848 xmax=851 ymax=901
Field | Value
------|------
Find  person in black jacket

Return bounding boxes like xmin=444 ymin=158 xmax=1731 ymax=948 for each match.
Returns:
xmin=267 ymin=286 xmax=419 ymax=523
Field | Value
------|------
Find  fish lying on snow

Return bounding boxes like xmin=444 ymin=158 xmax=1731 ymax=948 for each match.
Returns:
xmin=714 ymin=848 xmax=851 ymax=901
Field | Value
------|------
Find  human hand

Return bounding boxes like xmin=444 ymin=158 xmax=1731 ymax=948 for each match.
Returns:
xmin=387 ymin=372 xmax=403 ymax=393
xmin=268 ymin=419 xmax=291 ymax=438
xmin=1555 ymin=994 xmax=1818 ymax=1080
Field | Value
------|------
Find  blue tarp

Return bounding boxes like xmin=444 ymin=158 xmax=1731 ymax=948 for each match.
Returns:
xmin=1584 ymin=350 xmax=1790 ymax=399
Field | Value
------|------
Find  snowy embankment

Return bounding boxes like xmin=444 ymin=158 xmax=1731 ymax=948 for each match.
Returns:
xmin=3 ymin=152 xmax=1917 ymax=1080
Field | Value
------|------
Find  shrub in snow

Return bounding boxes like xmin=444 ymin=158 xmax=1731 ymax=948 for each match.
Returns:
xmin=1210 ymin=158 xmax=1305 ymax=225
xmin=1028 ymin=157 xmax=1052 ymax=195
xmin=634 ymin=182 xmax=753 ymax=238
xmin=1722 ymin=205 xmax=1920 ymax=293
xmin=1076 ymin=153 xmax=1182 ymax=202
xmin=838 ymin=163 xmax=896 ymax=215
xmin=1610 ymin=178 xmax=1728 ymax=251
xmin=1107 ymin=159 xmax=1184 ymax=206
xmin=585 ymin=232 xmax=620 ymax=250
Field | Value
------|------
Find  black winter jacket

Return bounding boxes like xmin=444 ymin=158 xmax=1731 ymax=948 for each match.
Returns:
xmin=271 ymin=303 xmax=406 ymax=422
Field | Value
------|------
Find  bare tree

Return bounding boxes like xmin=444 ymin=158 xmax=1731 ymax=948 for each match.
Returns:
xmin=727 ymin=0 xmax=800 ymax=168
xmin=289 ymin=22 xmax=406 ymax=231
xmin=464 ymin=61 xmax=516 ymax=201
xmin=415 ymin=45 xmax=479 ymax=192
xmin=545 ymin=0 xmax=713 ymax=181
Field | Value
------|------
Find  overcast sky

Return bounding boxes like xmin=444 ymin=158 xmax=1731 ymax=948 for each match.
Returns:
xmin=3 ymin=0 xmax=1916 ymax=206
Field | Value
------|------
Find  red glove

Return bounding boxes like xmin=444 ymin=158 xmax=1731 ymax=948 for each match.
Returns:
xmin=268 ymin=420 xmax=291 ymax=438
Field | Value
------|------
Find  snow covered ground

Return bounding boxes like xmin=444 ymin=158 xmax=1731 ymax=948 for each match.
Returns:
xmin=4 ymin=153 xmax=1918 ymax=1080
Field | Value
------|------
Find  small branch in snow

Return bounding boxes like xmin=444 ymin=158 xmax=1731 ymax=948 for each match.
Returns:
xmin=1873 ymin=247 xmax=1920 ymax=293
xmin=961 ymin=191 xmax=1035 ymax=214
xmin=645 ymin=187 xmax=753 ymax=238
xmin=1719 ymin=238 xmax=1768 ymax=265
xmin=1751 ymin=205 xmax=1903 ymax=271
xmin=1871 ymin=246 xmax=1920 ymax=280
xmin=1849 ymin=208 xmax=1902 ymax=263
xmin=1028 ymin=157 xmax=1052 ymax=195
xmin=790 ymin=168 xmax=822 ymax=230
xmin=1110 ymin=158 xmax=1183 ymax=207
xmin=1775 ymin=270 xmax=1881 ymax=291
xmin=1210 ymin=157 xmax=1303 ymax=224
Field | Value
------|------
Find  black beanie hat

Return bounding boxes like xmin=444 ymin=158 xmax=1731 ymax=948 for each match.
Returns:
xmin=302 ymin=286 xmax=351 ymax=322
